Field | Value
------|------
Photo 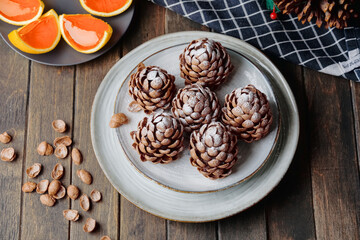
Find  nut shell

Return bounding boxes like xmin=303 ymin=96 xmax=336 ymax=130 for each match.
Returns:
xmin=83 ymin=218 xmax=96 ymax=233
xmin=128 ymin=63 xmax=176 ymax=112
xmin=221 ymin=85 xmax=273 ymax=142
xmin=26 ymin=163 xmax=42 ymax=178
xmin=40 ymin=194 xmax=56 ymax=207
xmin=131 ymin=113 xmax=184 ymax=164
xmin=55 ymin=144 xmax=68 ymax=159
xmin=79 ymin=194 xmax=90 ymax=211
xmin=37 ymin=141 xmax=53 ymax=156
xmin=90 ymin=189 xmax=102 ymax=202
xmin=36 ymin=179 xmax=49 ymax=194
xmin=48 ymin=180 xmax=61 ymax=196
xmin=52 ymin=185 xmax=66 ymax=199
xmin=52 ymin=119 xmax=67 ymax=133
xmin=109 ymin=113 xmax=128 ymax=128
xmin=67 ymin=185 xmax=80 ymax=200
xmin=53 ymin=136 xmax=72 ymax=147
xmin=63 ymin=209 xmax=80 ymax=222
xmin=179 ymin=38 xmax=233 ymax=88
xmin=76 ymin=169 xmax=92 ymax=185
xmin=171 ymin=84 xmax=220 ymax=132
xmin=51 ymin=163 xmax=64 ymax=180
xmin=1 ymin=147 xmax=16 ymax=161
xmin=71 ymin=148 xmax=82 ymax=165
xmin=22 ymin=182 xmax=37 ymax=193
xmin=0 ymin=132 xmax=12 ymax=144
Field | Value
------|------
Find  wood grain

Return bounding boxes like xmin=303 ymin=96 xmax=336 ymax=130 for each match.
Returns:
xmin=20 ymin=63 xmax=74 ymax=240
xmin=69 ymin=50 xmax=121 ymax=240
xmin=266 ymin=59 xmax=316 ymax=239
xmin=0 ymin=39 xmax=29 ymax=240
xmin=120 ymin=1 xmax=167 ymax=239
xmin=304 ymin=69 xmax=360 ymax=239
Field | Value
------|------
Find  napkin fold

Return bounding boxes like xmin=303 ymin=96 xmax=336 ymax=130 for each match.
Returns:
xmin=151 ymin=0 xmax=360 ymax=81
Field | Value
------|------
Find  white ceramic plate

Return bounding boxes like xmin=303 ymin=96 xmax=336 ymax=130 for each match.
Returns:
xmin=114 ymin=46 xmax=280 ymax=193
xmin=91 ymin=31 xmax=299 ymax=222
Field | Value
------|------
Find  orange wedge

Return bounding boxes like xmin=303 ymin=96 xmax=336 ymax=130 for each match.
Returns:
xmin=59 ymin=14 xmax=113 ymax=54
xmin=79 ymin=0 xmax=132 ymax=17
xmin=0 ymin=0 xmax=44 ymax=26
xmin=8 ymin=9 xmax=61 ymax=54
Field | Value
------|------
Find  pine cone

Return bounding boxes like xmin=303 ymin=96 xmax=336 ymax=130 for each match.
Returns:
xmin=131 ymin=113 xmax=184 ymax=164
xmin=275 ymin=0 xmax=359 ymax=29
xmin=171 ymin=84 xmax=221 ymax=132
xmin=128 ymin=63 xmax=176 ymax=113
xmin=179 ymin=38 xmax=233 ymax=89
xmin=221 ymin=85 xmax=273 ymax=143
xmin=189 ymin=121 xmax=238 ymax=180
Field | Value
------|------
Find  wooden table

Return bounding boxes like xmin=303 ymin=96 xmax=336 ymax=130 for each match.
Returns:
xmin=1 ymin=2 xmax=359 ymax=240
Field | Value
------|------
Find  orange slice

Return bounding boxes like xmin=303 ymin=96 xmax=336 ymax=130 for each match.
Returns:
xmin=8 ymin=9 xmax=61 ymax=54
xmin=59 ymin=14 xmax=113 ymax=54
xmin=0 ymin=0 xmax=44 ymax=26
xmin=79 ymin=0 xmax=132 ymax=17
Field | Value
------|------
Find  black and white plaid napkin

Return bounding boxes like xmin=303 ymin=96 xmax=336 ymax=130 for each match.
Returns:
xmin=151 ymin=0 xmax=360 ymax=81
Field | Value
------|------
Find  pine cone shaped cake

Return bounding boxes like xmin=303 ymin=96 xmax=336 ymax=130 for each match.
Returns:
xmin=171 ymin=83 xmax=221 ymax=132
xmin=222 ymin=85 xmax=273 ymax=143
xmin=179 ymin=38 xmax=233 ymax=88
xmin=128 ymin=63 xmax=176 ymax=113
xmin=131 ymin=112 xmax=184 ymax=164
xmin=275 ymin=0 xmax=360 ymax=29
xmin=190 ymin=121 xmax=238 ymax=180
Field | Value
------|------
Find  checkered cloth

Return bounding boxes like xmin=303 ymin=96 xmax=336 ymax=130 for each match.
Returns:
xmin=151 ymin=0 xmax=360 ymax=81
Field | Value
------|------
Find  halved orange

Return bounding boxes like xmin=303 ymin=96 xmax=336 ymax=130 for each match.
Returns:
xmin=8 ymin=9 xmax=61 ymax=54
xmin=79 ymin=0 xmax=132 ymax=17
xmin=59 ymin=14 xmax=113 ymax=54
xmin=0 ymin=0 xmax=44 ymax=26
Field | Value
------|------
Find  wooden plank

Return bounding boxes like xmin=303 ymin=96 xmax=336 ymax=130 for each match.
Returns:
xmin=69 ymin=51 xmax=121 ymax=240
xmin=266 ymin=59 xmax=316 ymax=239
xmin=164 ymin=8 xmax=218 ymax=240
xmin=0 ymin=39 xmax=29 ymax=240
xmin=120 ymin=1 xmax=167 ymax=240
xmin=350 ymin=81 xmax=360 ymax=171
xmin=219 ymin=203 xmax=266 ymax=240
xmin=20 ymin=63 xmax=74 ymax=240
xmin=304 ymin=69 xmax=360 ymax=239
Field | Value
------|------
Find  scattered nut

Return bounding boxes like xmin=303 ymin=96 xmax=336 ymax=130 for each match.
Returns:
xmin=0 ymin=132 xmax=12 ymax=144
xmin=53 ymin=136 xmax=72 ymax=147
xmin=52 ymin=119 xmax=67 ymax=133
xmin=67 ymin=185 xmax=80 ymax=200
xmin=63 ymin=209 xmax=80 ymax=222
xmin=48 ymin=180 xmax=61 ymax=196
xmin=90 ymin=189 xmax=102 ymax=202
xmin=36 ymin=179 xmax=49 ymax=194
xmin=40 ymin=194 xmax=56 ymax=207
xmin=109 ymin=113 xmax=128 ymax=128
xmin=37 ymin=141 xmax=53 ymax=156
xmin=79 ymin=194 xmax=90 ymax=211
xmin=1 ymin=147 xmax=16 ymax=161
xmin=51 ymin=163 xmax=64 ymax=180
xmin=101 ymin=236 xmax=111 ymax=240
xmin=128 ymin=101 xmax=142 ymax=112
xmin=71 ymin=148 xmax=82 ymax=165
xmin=76 ymin=169 xmax=92 ymax=185
xmin=83 ymin=218 xmax=96 ymax=233
xmin=53 ymin=185 xmax=66 ymax=199
xmin=26 ymin=163 xmax=42 ymax=178
xmin=22 ymin=182 xmax=37 ymax=193
xmin=55 ymin=144 xmax=68 ymax=159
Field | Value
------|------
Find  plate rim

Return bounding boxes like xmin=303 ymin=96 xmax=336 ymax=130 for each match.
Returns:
xmin=113 ymin=45 xmax=282 ymax=194
xmin=90 ymin=31 xmax=300 ymax=222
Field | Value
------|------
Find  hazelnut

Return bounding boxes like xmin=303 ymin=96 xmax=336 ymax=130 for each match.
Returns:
xmin=63 ymin=209 xmax=80 ymax=221
xmin=22 ymin=182 xmax=37 ymax=193
xmin=37 ymin=141 xmax=53 ymax=156
xmin=67 ymin=185 xmax=80 ymax=200
xmin=1 ymin=147 xmax=16 ymax=161
xmin=76 ymin=169 xmax=92 ymax=185
xmin=0 ymin=132 xmax=12 ymax=144
xmin=71 ymin=148 xmax=82 ymax=165
xmin=51 ymin=163 xmax=64 ymax=180
xmin=26 ymin=163 xmax=42 ymax=178
xmin=48 ymin=180 xmax=61 ymax=196
xmin=83 ymin=218 xmax=96 ymax=233
xmin=52 ymin=119 xmax=67 ymax=133
xmin=53 ymin=136 xmax=72 ymax=147
xmin=90 ymin=189 xmax=102 ymax=202
xmin=36 ymin=179 xmax=49 ymax=194
xmin=55 ymin=144 xmax=68 ymax=159
xmin=109 ymin=113 xmax=128 ymax=128
xmin=79 ymin=194 xmax=90 ymax=211
xmin=40 ymin=194 xmax=56 ymax=207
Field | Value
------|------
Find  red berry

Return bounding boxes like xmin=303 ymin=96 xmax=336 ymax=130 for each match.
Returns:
xmin=270 ymin=12 xmax=277 ymax=20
